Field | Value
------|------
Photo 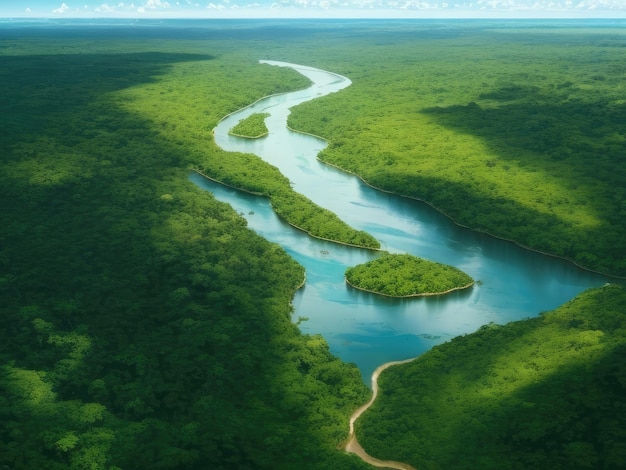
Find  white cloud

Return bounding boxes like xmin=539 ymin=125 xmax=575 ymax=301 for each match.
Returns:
xmin=144 ymin=0 xmax=172 ymax=7
xmin=15 ymin=0 xmax=622 ymax=17
xmin=96 ymin=3 xmax=116 ymax=11
xmin=134 ymin=0 xmax=171 ymax=12
xmin=52 ymin=2 xmax=71 ymax=13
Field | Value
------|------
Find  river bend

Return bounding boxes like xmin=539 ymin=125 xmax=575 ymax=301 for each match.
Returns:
xmin=191 ymin=60 xmax=611 ymax=383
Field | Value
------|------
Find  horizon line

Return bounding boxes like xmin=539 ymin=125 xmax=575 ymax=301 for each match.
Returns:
xmin=2 ymin=14 xmax=626 ymax=20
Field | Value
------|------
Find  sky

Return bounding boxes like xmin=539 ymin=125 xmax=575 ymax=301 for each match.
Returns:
xmin=1 ymin=0 xmax=625 ymax=18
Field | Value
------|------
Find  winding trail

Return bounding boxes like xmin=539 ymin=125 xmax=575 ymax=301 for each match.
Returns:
xmin=345 ymin=358 xmax=417 ymax=470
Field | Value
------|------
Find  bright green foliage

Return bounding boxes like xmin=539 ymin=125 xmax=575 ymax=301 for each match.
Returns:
xmin=110 ymin=50 xmax=378 ymax=249
xmin=271 ymin=190 xmax=380 ymax=248
xmin=0 ymin=27 xmax=371 ymax=470
xmin=345 ymin=253 xmax=473 ymax=297
xmin=193 ymin=161 xmax=380 ymax=248
xmin=100 ymin=45 xmax=378 ymax=250
xmin=193 ymin=157 xmax=379 ymax=248
xmin=357 ymin=284 xmax=626 ymax=469
xmin=287 ymin=23 xmax=626 ymax=276
xmin=229 ymin=112 xmax=270 ymax=138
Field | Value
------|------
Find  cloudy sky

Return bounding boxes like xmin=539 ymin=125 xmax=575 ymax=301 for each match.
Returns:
xmin=2 ymin=0 xmax=625 ymax=18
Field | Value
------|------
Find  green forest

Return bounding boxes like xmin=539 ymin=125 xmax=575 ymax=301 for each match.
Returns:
xmin=229 ymin=113 xmax=271 ymax=138
xmin=0 ymin=25 xmax=371 ymax=469
xmin=1 ymin=19 xmax=625 ymax=470
xmin=345 ymin=253 xmax=473 ymax=297
xmin=357 ymin=284 xmax=626 ymax=469
xmin=288 ymin=22 xmax=626 ymax=277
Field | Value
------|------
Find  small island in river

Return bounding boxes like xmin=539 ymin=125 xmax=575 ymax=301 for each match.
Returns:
xmin=345 ymin=253 xmax=474 ymax=297
xmin=228 ymin=112 xmax=270 ymax=138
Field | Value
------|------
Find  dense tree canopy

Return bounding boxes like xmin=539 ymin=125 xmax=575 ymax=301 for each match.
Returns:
xmin=0 ymin=26 xmax=371 ymax=470
xmin=287 ymin=23 xmax=626 ymax=276
xmin=1 ymin=20 xmax=624 ymax=470
xmin=357 ymin=284 xmax=626 ymax=469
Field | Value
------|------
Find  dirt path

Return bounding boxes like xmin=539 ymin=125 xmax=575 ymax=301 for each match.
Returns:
xmin=345 ymin=358 xmax=417 ymax=470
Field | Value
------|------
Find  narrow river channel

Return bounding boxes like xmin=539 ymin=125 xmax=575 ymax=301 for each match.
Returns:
xmin=190 ymin=60 xmax=612 ymax=384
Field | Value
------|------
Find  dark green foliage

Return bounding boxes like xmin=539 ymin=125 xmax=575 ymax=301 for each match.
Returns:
xmin=357 ymin=284 xmax=626 ymax=469
xmin=0 ymin=29 xmax=370 ymax=469
xmin=229 ymin=113 xmax=270 ymax=138
xmin=345 ymin=253 xmax=473 ymax=297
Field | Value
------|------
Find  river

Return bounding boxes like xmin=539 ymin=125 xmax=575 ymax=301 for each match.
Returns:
xmin=190 ymin=60 xmax=611 ymax=383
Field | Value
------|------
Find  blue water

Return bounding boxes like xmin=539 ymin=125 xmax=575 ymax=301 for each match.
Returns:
xmin=191 ymin=60 xmax=612 ymax=383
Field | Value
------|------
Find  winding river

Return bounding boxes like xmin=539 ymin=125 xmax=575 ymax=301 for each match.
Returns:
xmin=190 ymin=60 xmax=612 ymax=384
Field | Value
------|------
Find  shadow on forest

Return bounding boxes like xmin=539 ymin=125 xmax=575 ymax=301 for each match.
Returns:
xmin=490 ymin=344 xmax=626 ymax=466
xmin=416 ymin=86 xmax=626 ymax=275
xmin=0 ymin=51 xmax=213 ymax=150
xmin=0 ymin=49 xmax=368 ymax=469
xmin=362 ymin=285 xmax=626 ymax=468
xmin=429 ymin=326 xmax=626 ymax=468
xmin=422 ymin=87 xmax=626 ymax=189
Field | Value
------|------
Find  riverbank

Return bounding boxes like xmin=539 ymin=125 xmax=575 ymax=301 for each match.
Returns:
xmin=283 ymin=119 xmax=620 ymax=279
xmin=317 ymin=158 xmax=625 ymax=280
xmin=228 ymin=131 xmax=269 ymax=139
xmin=191 ymin=168 xmax=380 ymax=250
xmin=345 ymin=277 xmax=475 ymax=298
xmin=192 ymin=168 xmax=265 ymax=196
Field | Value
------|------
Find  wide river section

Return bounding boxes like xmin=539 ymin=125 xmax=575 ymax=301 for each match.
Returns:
xmin=190 ymin=60 xmax=612 ymax=383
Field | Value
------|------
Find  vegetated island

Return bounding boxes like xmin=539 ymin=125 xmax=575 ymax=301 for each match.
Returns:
xmin=229 ymin=112 xmax=270 ymax=138
xmin=345 ymin=252 xmax=474 ymax=297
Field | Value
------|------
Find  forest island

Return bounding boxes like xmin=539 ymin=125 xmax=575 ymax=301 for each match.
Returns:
xmin=345 ymin=253 xmax=474 ymax=297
